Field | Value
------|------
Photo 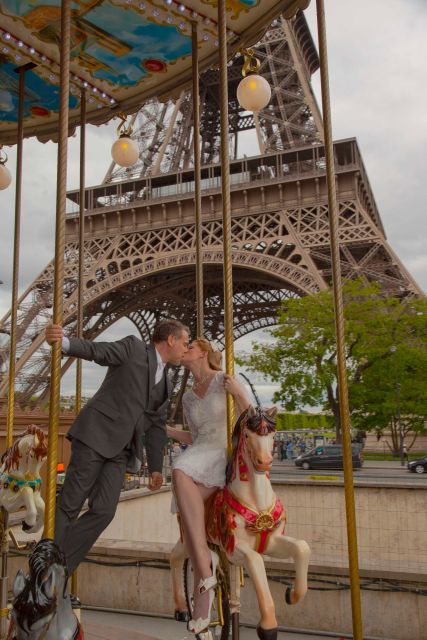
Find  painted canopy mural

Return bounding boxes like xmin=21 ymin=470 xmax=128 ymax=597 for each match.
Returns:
xmin=0 ymin=0 xmax=309 ymax=144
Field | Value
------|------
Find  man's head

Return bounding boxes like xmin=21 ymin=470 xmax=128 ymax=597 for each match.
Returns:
xmin=153 ymin=319 xmax=190 ymax=365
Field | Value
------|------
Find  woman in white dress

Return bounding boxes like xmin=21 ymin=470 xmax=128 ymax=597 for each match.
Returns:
xmin=167 ymin=338 xmax=250 ymax=635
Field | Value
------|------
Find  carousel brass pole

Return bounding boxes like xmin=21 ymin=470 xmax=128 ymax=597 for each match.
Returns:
xmin=192 ymin=23 xmax=204 ymax=338
xmin=218 ymin=3 xmax=239 ymax=639
xmin=6 ymin=65 xmax=27 ymax=449
xmin=44 ymin=0 xmax=71 ymax=540
xmin=316 ymin=1 xmax=363 ymax=638
xmin=0 ymin=509 xmax=9 ymax=640
xmin=71 ymin=87 xmax=86 ymax=598
xmin=75 ymin=89 xmax=86 ymax=417
xmin=217 ymin=0 xmax=235 ymax=453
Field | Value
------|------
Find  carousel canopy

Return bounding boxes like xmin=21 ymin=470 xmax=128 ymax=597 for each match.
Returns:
xmin=0 ymin=0 xmax=309 ymax=145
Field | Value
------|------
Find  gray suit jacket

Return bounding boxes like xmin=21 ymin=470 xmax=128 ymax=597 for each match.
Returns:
xmin=66 ymin=335 xmax=172 ymax=474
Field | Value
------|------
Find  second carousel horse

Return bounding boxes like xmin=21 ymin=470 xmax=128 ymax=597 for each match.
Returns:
xmin=8 ymin=538 xmax=82 ymax=640
xmin=0 ymin=425 xmax=47 ymax=532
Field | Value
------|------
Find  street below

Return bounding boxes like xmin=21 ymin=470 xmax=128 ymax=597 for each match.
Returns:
xmin=270 ymin=459 xmax=427 ymax=486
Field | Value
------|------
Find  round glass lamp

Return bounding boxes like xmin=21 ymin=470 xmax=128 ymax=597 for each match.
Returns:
xmin=111 ymin=135 xmax=139 ymax=167
xmin=0 ymin=158 xmax=12 ymax=190
xmin=237 ymin=74 xmax=271 ymax=112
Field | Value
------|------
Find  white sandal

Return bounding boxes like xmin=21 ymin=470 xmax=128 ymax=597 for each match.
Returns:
xmin=188 ymin=550 xmax=219 ymax=635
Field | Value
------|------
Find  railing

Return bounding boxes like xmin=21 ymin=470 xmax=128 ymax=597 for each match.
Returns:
xmin=65 ymin=139 xmax=371 ymax=219
xmin=122 ymin=446 xmax=173 ymax=491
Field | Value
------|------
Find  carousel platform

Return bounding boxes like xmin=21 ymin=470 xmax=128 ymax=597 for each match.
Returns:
xmin=85 ymin=619 xmax=158 ymax=640
xmin=81 ymin=610 xmax=334 ymax=640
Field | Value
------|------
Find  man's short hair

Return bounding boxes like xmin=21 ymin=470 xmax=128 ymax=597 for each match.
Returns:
xmin=152 ymin=319 xmax=189 ymax=343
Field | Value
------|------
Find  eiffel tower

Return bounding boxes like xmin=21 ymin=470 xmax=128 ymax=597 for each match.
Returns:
xmin=0 ymin=11 xmax=421 ymax=405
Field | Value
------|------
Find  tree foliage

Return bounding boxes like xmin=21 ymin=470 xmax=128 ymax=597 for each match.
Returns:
xmin=276 ymin=412 xmax=334 ymax=431
xmin=237 ymin=279 xmax=427 ymax=446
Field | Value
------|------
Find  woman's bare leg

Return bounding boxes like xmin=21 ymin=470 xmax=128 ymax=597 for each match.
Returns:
xmin=172 ymin=469 xmax=218 ymax=621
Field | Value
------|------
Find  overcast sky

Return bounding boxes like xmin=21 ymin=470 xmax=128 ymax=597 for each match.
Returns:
xmin=0 ymin=0 xmax=426 ymax=403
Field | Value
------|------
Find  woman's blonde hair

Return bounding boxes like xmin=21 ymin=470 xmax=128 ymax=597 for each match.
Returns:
xmin=193 ymin=338 xmax=222 ymax=371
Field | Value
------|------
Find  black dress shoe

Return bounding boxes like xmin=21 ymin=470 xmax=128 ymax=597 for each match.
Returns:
xmin=70 ymin=594 xmax=81 ymax=609
xmin=174 ymin=609 xmax=190 ymax=622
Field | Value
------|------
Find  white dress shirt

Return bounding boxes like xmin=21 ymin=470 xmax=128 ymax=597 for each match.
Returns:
xmin=62 ymin=337 xmax=165 ymax=384
xmin=155 ymin=348 xmax=166 ymax=385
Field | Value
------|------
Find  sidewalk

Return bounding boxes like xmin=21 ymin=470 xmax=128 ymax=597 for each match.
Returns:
xmin=272 ymin=459 xmax=407 ymax=470
xmin=82 ymin=610 xmax=336 ymax=640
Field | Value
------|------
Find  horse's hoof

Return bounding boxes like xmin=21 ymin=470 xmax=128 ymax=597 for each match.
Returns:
xmin=70 ymin=594 xmax=81 ymax=609
xmin=174 ymin=609 xmax=190 ymax=622
xmin=285 ymin=586 xmax=294 ymax=605
xmin=256 ymin=625 xmax=278 ymax=640
xmin=22 ymin=521 xmax=33 ymax=533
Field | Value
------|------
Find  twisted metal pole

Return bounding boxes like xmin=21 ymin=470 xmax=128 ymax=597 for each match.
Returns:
xmin=217 ymin=0 xmax=235 ymax=454
xmin=0 ymin=509 xmax=9 ymax=640
xmin=217 ymin=4 xmax=239 ymax=640
xmin=6 ymin=65 xmax=26 ymax=449
xmin=75 ymin=89 xmax=86 ymax=417
xmin=316 ymin=1 xmax=363 ymax=638
xmin=71 ymin=87 xmax=86 ymax=598
xmin=44 ymin=0 xmax=71 ymax=540
xmin=192 ymin=22 xmax=204 ymax=338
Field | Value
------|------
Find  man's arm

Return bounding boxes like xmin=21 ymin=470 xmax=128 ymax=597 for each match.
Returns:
xmin=45 ymin=324 xmax=135 ymax=367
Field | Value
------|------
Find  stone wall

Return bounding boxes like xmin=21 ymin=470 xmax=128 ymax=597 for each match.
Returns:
xmin=9 ymin=481 xmax=427 ymax=639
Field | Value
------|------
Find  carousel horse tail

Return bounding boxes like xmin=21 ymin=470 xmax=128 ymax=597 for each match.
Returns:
xmin=256 ymin=625 xmax=278 ymax=640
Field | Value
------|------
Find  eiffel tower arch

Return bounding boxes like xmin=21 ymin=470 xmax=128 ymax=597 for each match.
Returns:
xmin=0 ymin=12 xmax=421 ymax=404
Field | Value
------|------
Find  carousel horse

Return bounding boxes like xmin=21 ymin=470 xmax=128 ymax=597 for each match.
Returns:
xmin=0 ymin=425 xmax=47 ymax=533
xmin=171 ymin=406 xmax=310 ymax=640
xmin=8 ymin=538 xmax=82 ymax=640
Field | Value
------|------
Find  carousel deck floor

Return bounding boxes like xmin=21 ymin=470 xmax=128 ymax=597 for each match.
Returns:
xmin=82 ymin=609 xmax=333 ymax=639
xmin=85 ymin=619 xmax=158 ymax=640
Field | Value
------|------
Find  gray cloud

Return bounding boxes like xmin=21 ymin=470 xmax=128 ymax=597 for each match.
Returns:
xmin=305 ymin=1 xmax=427 ymax=291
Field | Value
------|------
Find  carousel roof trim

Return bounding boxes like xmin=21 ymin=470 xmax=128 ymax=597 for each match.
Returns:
xmin=0 ymin=0 xmax=310 ymax=146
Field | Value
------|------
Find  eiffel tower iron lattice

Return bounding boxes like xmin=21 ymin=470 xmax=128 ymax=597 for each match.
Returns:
xmin=0 ymin=12 xmax=421 ymax=405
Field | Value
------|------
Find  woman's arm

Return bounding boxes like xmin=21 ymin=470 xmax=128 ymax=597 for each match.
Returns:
xmin=223 ymin=374 xmax=252 ymax=415
xmin=167 ymin=425 xmax=193 ymax=445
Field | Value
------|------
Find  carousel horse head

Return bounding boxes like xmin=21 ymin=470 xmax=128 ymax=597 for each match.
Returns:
xmin=226 ymin=405 xmax=277 ymax=484
xmin=8 ymin=539 xmax=81 ymax=640
xmin=0 ymin=426 xmax=48 ymax=533
xmin=1 ymin=425 xmax=48 ymax=477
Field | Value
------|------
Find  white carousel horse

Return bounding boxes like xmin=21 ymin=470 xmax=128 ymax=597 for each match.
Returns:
xmin=8 ymin=538 xmax=81 ymax=640
xmin=171 ymin=406 xmax=310 ymax=640
xmin=0 ymin=425 xmax=48 ymax=533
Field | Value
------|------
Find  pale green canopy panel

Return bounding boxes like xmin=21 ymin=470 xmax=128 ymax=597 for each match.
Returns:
xmin=0 ymin=0 xmax=309 ymax=145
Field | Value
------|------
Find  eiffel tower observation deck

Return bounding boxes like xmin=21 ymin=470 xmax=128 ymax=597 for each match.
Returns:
xmin=0 ymin=12 xmax=421 ymax=404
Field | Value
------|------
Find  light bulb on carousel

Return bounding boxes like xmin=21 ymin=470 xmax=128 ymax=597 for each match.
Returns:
xmin=111 ymin=113 xmax=139 ymax=167
xmin=236 ymin=48 xmax=271 ymax=113
xmin=0 ymin=147 xmax=12 ymax=190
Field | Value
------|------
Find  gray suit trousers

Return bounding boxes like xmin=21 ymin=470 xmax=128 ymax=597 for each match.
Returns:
xmin=55 ymin=438 xmax=129 ymax=574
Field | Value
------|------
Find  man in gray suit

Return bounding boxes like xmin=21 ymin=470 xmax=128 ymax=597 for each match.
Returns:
xmin=45 ymin=319 xmax=189 ymax=574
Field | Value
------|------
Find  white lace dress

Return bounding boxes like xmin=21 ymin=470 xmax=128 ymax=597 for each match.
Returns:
xmin=172 ymin=372 xmax=228 ymax=491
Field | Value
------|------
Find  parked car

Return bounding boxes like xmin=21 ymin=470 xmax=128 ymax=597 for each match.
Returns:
xmin=407 ymin=456 xmax=427 ymax=474
xmin=294 ymin=445 xmax=363 ymax=470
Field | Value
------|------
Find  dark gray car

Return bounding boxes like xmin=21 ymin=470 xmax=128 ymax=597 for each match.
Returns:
xmin=407 ymin=456 xmax=427 ymax=474
xmin=295 ymin=444 xmax=363 ymax=470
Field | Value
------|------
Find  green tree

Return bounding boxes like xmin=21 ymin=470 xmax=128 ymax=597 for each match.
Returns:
xmin=238 ymin=279 xmax=427 ymax=444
